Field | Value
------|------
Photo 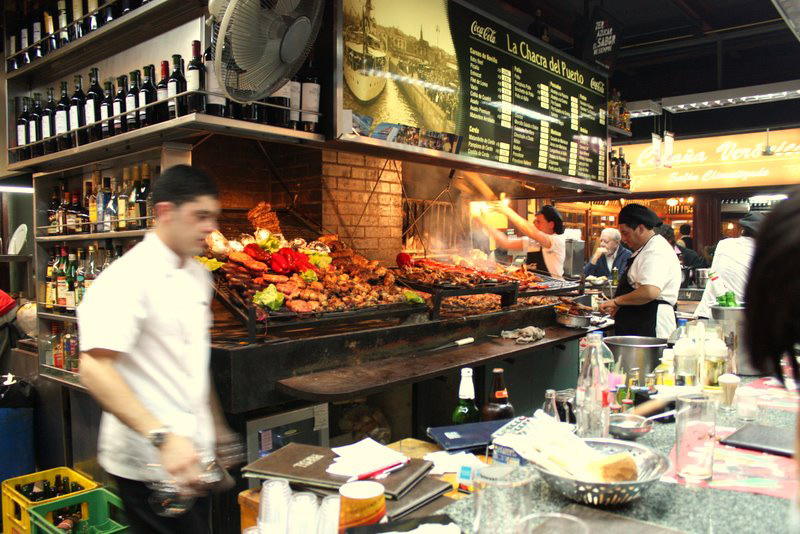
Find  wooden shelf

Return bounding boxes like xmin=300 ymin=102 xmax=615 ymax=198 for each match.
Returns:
xmin=36 ymin=229 xmax=148 ymax=242
xmin=5 ymin=0 xmax=206 ymax=83
xmin=38 ymin=310 xmax=78 ymax=323
xmin=9 ymin=113 xmax=325 ymax=173
xmin=0 ymin=254 xmax=32 ymax=262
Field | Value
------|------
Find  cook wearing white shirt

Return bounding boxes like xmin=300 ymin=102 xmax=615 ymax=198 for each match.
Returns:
xmin=78 ymin=165 xmax=229 ymax=534
xmin=599 ymin=204 xmax=681 ymax=339
xmin=695 ymin=211 xmax=764 ymax=319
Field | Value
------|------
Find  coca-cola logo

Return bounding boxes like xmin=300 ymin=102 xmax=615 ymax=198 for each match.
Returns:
xmin=471 ymin=21 xmax=497 ymax=44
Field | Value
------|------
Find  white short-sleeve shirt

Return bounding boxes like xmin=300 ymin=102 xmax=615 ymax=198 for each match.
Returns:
xmin=78 ymin=232 xmax=215 ymax=482
xmin=694 ymin=236 xmax=755 ymax=319
xmin=626 ymin=234 xmax=681 ymax=339
xmin=523 ymin=233 xmax=566 ymax=278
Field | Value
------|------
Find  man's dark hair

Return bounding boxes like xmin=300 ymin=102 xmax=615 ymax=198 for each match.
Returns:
xmin=654 ymin=223 xmax=676 ymax=246
xmin=745 ymin=187 xmax=800 ymax=383
xmin=152 ymin=164 xmax=219 ymax=207
xmin=679 ymin=224 xmax=691 ymax=236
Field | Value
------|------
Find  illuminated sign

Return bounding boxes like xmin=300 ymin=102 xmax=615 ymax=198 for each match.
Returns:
xmin=626 ymin=128 xmax=800 ymax=192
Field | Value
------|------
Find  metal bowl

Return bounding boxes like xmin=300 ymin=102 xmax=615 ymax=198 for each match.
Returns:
xmin=530 ymin=438 xmax=670 ymax=506
xmin=609 ymin=414 xmax=654 ymax=440
xmin=556 ymin=313 xmax=592 ymax=328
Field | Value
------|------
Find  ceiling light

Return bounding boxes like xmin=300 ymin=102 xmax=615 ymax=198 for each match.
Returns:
xmin=749 ymin=194 xmax=788 ymax=203
xmin=727 ymin=223 xmax=735 ymax=230
xmin=662 ymin=80 xmax=800 ymax=113
xmin=687 ymin=197 xmax=694 ymax=203
xmin=666 ymin=198 xmax=679 ymax=206
xmin=0 ymin=186 xmax=33 ymax=194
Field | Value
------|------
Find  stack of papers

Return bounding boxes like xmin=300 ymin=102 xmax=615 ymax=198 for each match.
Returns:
xmin=326 ymin=438 xmax=409 ymax=478
xmin=422 ymin=451 xmax=486 ymax=475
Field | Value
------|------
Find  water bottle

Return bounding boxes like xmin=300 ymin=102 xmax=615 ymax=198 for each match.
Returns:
xmin=542 ymin=389 xmax=560 ymax=422
xmin=575 ymin=332 xmax=610 ymax=438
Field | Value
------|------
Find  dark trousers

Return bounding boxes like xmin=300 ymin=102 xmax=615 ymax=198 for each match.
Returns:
xmin=112 ymin=475 xmax=211 ymax=534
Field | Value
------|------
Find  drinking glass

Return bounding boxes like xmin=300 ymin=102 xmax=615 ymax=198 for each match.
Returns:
xmin=316 ymin=495 xmax=340 ymax=534
xmin=735 ymin=388 xmax=760 ymax=421
xmin=675 ymin=394 xmax=716 ymax=482
xmin=287 ymin=492 xmax=319 ymax=534
xmin=473 ymin=465 xmax=535 ymax=534
xmin=515 ymin=513 xmax=589 ymax=534
xmin=717 ymin=373 xmax=740 ymax=412
xmin=258 ymin=479 xmax=291 ymax=533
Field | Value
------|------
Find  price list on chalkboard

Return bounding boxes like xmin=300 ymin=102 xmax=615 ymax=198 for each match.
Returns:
xmin=449 ymin=0 xmax=609 ymax=182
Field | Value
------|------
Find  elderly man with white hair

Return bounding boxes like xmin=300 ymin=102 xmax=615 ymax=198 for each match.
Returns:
xmin=584 ymin=227 xmax=632 ymax=278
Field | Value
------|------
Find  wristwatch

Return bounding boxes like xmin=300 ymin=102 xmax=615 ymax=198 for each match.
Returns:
xmin=147 ymin=427 xmax=170 ymax=449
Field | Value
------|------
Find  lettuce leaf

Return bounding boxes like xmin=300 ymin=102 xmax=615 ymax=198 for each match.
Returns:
xmin=257 ymin=235 xmax=283 ymax=253
xmin=308 ymin=253 xmax=332 ymax=270
xmin=195 ymin=256 xmax=224 ymax=271
xmin=300 ymin=269 xmax=318 ymax=283
xmin=253 ymin=284 xmax=285 ymax=311
xmin=404 ymin=290 xmax=425 ymax=304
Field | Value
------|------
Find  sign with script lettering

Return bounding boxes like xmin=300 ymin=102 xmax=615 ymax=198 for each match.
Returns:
xmin=626 ymin=128 xmax=800 ymax=192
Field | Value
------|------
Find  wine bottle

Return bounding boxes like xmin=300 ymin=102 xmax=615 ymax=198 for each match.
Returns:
xmin=288 ymin=73 xmax=301 ymax=129
xmin=167 ymin=54 xmax=186 ymax=119
xmin=301 ymin=55 xmax=320 ymax=132
xmin=16 ymin=97 xmax=31 ymax=161
xmin=204 ymin=42 xmax=226 ymax=116
xmin=55 ymin=81 xmax=72 ymax=151
xmin=120 ymin=0 xmax=132 ymax=16
xmin=126 ymin=166 xmax=140 ymax=229
xmin=86 ymin=0 xmax=100 ymax=32
xmin=7 ymin=34 xmax=19 ymax=73
xmin=126 ymin=70 xmax=141 ymax=131
xmin=32 ymin=18 xmax=44 ymax=60
xmin=187 ymin=40 xmax=205 ymax=113
xmin=138 ymin=64 xmax=157 ymax=127
xmin=102 ymin=0 xmax=115 ymax=24
xmin=43 ymin=8 xmax=58 ymax=55
xmin=268 ymin=82 xmax=291 ymax=128
xmin=20 ymin=28 xmax=31 ymax=66
xmin=42 ymin=88 xmax=57 ymax=154
xmin=56 ymin=0 xmax=70 ymax=48
xmin=156 ymin=60 xmax=170 ymax=123
xmin=29 ymin=93 xmax=43 ymax=158
xmin=118 ymin=168 xmax=129 ymax=230
xmin=70 ymin=0 xmax=84 ymax=41
xmin=85 ymin=67 xmax=103 ymax=142
xmin=100 ymin=80 xmax=114 ymax=139
xmin=70 ymin=74 xmax=87 ymax=146
xmin=113 ymin=74 xmax=128 ymax=135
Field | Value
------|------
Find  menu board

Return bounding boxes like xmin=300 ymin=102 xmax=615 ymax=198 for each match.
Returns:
xmin=341 ymin=0 xmax=609 ymax=182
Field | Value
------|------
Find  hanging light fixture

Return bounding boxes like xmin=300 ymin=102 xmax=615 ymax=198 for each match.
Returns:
xmin=666 ymin=198 xmax=679 ymax=207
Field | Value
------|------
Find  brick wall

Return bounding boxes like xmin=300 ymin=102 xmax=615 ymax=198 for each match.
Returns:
xmin=321 ymin=150 xmax=403 ymax=264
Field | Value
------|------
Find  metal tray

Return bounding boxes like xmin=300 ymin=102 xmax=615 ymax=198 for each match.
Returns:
xmin=518 ymin=270 xmax=584 ymax=297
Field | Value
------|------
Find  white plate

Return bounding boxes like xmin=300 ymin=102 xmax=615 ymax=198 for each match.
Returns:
xmin=7 ymin=223 xmax=27 ymax=254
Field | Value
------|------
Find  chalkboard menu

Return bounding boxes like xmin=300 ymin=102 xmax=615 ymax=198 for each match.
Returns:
xmin=341 ymin=0 xmax=609 ymax=182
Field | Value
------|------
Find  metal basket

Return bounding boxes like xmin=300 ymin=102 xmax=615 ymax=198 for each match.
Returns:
xmin=531 ymin=438 xmax=670 ymax=506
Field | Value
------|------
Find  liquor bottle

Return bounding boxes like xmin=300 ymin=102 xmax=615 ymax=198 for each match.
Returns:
xmin=113 ymin=74 xmax=128 ymax=134
xmin=7 ymin=34 xmax=18 ymax=72
xmin=44 ymin=248 xmax=58 ymax=309
xmin=167 ymin=54 xmax=186 ymax=119
xmin=20 ymin=28 xmax=31 ymax=66
xmin=75 ymin=248 xmax=86 ymax=307
xmin=58 ymin=191 xmax=71 ymax=234
xmin=70 ymin=74 xmax=88 ymax=145
xmin=56 ymin=247 xmax=69 ymax=309
xmin=32 ymin=17 xmax=44 ymax=60
xmin=103 ymin=176 xmax=117 ymax=231
xmin=70 ymin=190 xmax=84 ymax=233
xmin=481 ymin=368 xmax=515 ymax=421
xmin=452 ymin=368 xmax=480 ymax=424
xmin=575 ymin=332 xmax=610 ymax=438
xmin=87 ymin=174 xmax=98 ymax=232
xmin=86 ymin=0 xmax=100 ymax=32
xmin=100 ymin=242 xmax=112 ymax=271
xmin=55 ymin=81 xmax=72 ymax=151
xmin=268 ymin=82 xmax=291 ymax=128
xmin=156 ymin=60 xmax=170 ymax=122
xmin=126 ymin=166 xmax=140 ymax=229
xmin=187 ymin=40 xmax=205 ymax=113
xmin=138 ymin=65 xmax=157 ymax=126
xmin=56 ymin=0 xmax=70 ymax=48
xmin=120 ymin=0 xmax=132 ymax=16
xmin=71 ymin=0 xmax=85 ymax=41
xmin=117 ymin=169 xmax=129 ymax=230
xmin=100 ymin=80 xmax=114 ymax=138
xmin=47 ymin=188 xmax=61 ymax=235
xmin=62 ymin=326 xmax=76 ymax=370
xmin=84 ymin=245 xmax=98 ymax=291
xmin=204 ymin=41 xmax=225 ymax=116
xmin=29 ymin=93 xmax=43 ymax=158
xmin=300 ymin=55 xmax=320 ymax=132
xmin=138 ymin=167 xmax=151 ymax=225
xmin=126 ymin=70 xmax=141 ymax=130
xmin=85 ymin=67 xmax=103 ymax=142
xmin=16 ymin=97 xmax=31 ymax=161
xmin=44 ymin=8 xmax=58 ymax=54
xmin=52 ymin=324 xmax=64 ymax=368
xmin=102 ymin=0 xmax=115 ymax=24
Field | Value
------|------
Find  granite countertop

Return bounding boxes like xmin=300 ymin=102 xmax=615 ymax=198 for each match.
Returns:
xmin=442 ymin=382 xmax=796 ymax=534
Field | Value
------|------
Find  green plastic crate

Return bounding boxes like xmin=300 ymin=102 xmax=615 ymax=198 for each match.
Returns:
xmin=29 ymin=488 xmax=128 ymax=534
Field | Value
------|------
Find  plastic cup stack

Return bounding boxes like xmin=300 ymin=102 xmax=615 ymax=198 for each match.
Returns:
xmin=287 ymin=492 xmax=320 ymax=534
xmin=258 ymin=479 xmax=292 ymax=534
xmin=316 ymin=495 xmax=341 ymax=534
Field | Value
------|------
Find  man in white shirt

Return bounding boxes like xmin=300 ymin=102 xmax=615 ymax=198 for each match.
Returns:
xmin=583 ymin=227 xmax=632 ymax=278
xmin=78 ymin=165 xmax=233 ymax=533
xmin=599 ymin=204 xmax=681 ymax=339
xmin=695 ymin=211 xmax=764 ymax=318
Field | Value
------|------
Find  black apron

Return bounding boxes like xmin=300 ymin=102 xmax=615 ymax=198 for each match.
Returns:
xmin=613 ymin=241 xmax=675 ymax=338
xmin=526 ymin=249 xmax=546 ymax=272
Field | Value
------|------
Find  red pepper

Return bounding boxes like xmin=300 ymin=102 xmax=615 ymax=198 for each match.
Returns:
xmin=396 ymin=253 xmax=413 ymax=268
xmin=269 ymin=252 xmax=292 ymax=275
xmin=244 ymin=243 xmax=271 ymax=263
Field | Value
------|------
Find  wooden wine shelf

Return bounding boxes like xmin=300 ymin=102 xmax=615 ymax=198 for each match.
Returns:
xmin=38 ymin=310 xmax=79 ymax=323
xmin=36 ymin=229 xmax=149 ymax=242
xmin=9 ymin=113 xmax=325 ymax=173
xmin=5 ymin=0 xmax=206 ymax=83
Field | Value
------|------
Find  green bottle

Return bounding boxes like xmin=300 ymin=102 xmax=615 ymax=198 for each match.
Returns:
xmin=452 ymin=368 xmax=480 ymax=424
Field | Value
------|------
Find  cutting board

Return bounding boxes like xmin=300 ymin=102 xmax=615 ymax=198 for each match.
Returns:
xmin=560 ymin=504 xmax=686 ymax=533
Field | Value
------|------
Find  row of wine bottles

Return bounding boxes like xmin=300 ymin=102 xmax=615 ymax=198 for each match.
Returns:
xmin=14 ymin=39 xmax=321 ymax=161
xmin=7 ymin=0 xmax=152 ymax=71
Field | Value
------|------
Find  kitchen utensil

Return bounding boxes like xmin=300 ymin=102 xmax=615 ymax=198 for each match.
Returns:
xmin=694 ymin=268 xmax=710 ymax=288
xmin=529 ymin=438 xmax=670 ymax=506
xmin=711 ymin=305 xmax=758 ymax=375
xmin=608 ymin=414 xmax=654 ymax=440
xmin=604 ymin=336 xmax=667 ymax=383
xmin=7 ymin=224 xmax=27 ymax=254
xmin=556 ymin=313 xmax=592 ymax=328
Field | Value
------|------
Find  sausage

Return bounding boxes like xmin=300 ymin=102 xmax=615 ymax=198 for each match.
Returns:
xmin=228 ymin=251 xmax=253 ymax=265
xmin=221 ymin=262 xmax=248 ymax=274
xmin=260 ymin=274 xmax=290 ymax=284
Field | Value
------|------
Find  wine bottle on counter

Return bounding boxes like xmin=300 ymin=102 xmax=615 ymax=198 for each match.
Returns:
xmin=70 ymin=74 xmax=88 ymax=145
xmin=70 ymin=0 xmax=84 ymax=41
xmin=452 ymin=368 xmax=479 ymax=424
xmin=126 ymin=70 xmax=141 ymax=131
xmin=100 ymin=80 xmax=114 ymax=139
xmin=268 ymin=82 xmax=291 ymax=128
xmin=167 ymin=54 xmax=186 ymax=119
xmin=29 ymin=93 xmax=43 ymax=158
xmin=288 ymin=73 xmax=301 ymax=129
xmin=43 ymin=88 xmax=57 ymax=154
xmin=187 ymin=40 xmax=205 ymax=113
xmin=56 ymin=0 xmax=70 ymax=48
xmin=203 ymin=42 xmax=226 ymax=117
xmin=86 ymin=67 xmax=103 ymax=142
xmin=156 ymin=60 xmax=170 ymax=122
xmin=55 ymin=81 xmax=72 ymax=151
xmin=113 ymin=74 xmax=128 ymax=135
xmin=301 ymin=55 xmax=320 ymax=133
xmin=139 ymin=64 xmax=157 ymax=127
xmin=16 ymin=97 xmax=31 ymax=161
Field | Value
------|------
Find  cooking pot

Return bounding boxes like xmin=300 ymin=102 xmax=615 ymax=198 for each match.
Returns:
xmin=603 ymin=336 xmax=668 ymax=383
xmin=694 ymin=268 xmax=710 ymax=289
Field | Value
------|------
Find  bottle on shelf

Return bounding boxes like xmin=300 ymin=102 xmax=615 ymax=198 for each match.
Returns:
xmin=75 ymin=248 xmax=86 ymax=307
xmin=58 ymin=190 xmax=71 ymax=235
xmin=43 ymin=8 xmax=58 ymax=55
xmin=71 ymin=74 xmax=88 ymax=145
xmin=481 ymin=367 xmax=515 ymax=421
xmin=41 ymin=322 xmax=58 ymax=366
xmin=100 ymin=242 xmax=112 ymax=271
xmin=102 ymin=0 xmax=115 ymax=24
xmin=84 ymin=245 xmax=98 ymax=291
xmin=70 ymin=190 xmax=84 ymax=234
xmin=120 ymin=0 xmax=133 ymax=16
xmin=156 ymin=60 xmax=171 ymax=123
xmin=30 ymin=93 xmax=44 ymax=158
xmin=138 ymin=64 xmax=158 ymax=127
xmin=126 ymin=70 xmax=141 ymax=131
xmin=113 ymin=74 xmax=128 ymax=135
xmin=62 ymin=324 xmax=77 ymax=372
xmin=288 ymin=73 xmax=301 ymax=129
xmin=7 ymin=34 xmax=18 ymax=73
xmin=70 ymin=0 xmax=85 ymax=41
xmin=16 ymin=97 xmax=31 ymax=161
xmin=63 ymin=250 xmax=77 ymax=313
xmin=44 ymin=248 xmax=58 ymax=309
xmin=47 ymin=188 xmax=61 ymax=235
xmin=100 ymin=80 xmax=115 ymax=139
xmin=168 ymin=54 xmax=187 ymax=119
xmin=103 ymin=176 xmax=118 ymax=231
xmin=98 ymin=176 xmax=112 ymax=232
xmin=32 ymin=17 xmax=44 ymax=60
xmin=87 ymin=174 xmax=99 ymax=232
xmin=41 ymin=87 xmax=57 ymax=154
xmin=87 ymin=0 xmax=101 ymax=32
xmin=575 ymin=332 xmax=610 ymax=438
xmin=138 ymin=165 xmax=152 ymax=226
xmin=117 ymin=169 xmax=130 ymax=230
xmin=268 ymin=82 xmax=291 ymax=128
xmin=85 ymin=67 xmax=103 ymax=143
xmin=55 ymin=247 xmax=69 ymax=309
xmin=204 ymin=39 xmax=226 ymax=117
xmin=55 ymin=81 xmax=72 ymax=151
xmin=187 ymin=40 xmax=205 ymax=113
xmin=56 ymin=1 xmax=70 ymax=48
xmin=452 ymin=367 xmax=479 ymax=424
xmin=300 ymin=54 xmax=321 ymax=132
xmin=126 ymin=165 xmax=140 ymax=229
xmin=20 ymin=27 xmax=31 ymax=67
xmin=52 ymin=324 xmax=64 ymax=368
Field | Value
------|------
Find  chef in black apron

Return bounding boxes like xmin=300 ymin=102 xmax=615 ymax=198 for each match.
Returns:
xmin=599 ymin=204 xmax=681 ymax=339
